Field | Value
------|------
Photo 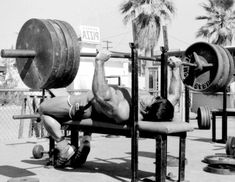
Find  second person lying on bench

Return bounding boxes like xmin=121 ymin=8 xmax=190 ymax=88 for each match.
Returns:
xmin=39 ymin=50 xmax=182 ymax=168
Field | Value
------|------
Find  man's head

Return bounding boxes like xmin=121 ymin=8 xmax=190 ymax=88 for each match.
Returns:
xmin=143 ymin=97 xmax=174 ymax=121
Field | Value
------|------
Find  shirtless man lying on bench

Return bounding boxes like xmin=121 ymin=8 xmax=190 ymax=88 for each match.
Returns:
xmin=39 ymin=50 xmax=182 ymax=168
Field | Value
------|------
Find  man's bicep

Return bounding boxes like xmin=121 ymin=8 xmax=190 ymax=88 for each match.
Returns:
xmin=116 ymin=99 xmax=130 ymax=122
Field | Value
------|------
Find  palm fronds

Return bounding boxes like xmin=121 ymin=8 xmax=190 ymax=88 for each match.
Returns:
xmin=196 ymin=0 xmax=235 ymax=46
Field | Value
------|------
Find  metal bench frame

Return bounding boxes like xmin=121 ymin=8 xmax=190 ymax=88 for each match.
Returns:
xmin=46 ymin=44 xmax=193 ymax=182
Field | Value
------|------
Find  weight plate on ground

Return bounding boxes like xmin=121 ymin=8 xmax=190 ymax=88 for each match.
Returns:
xmin=182 ymin=42 xmax=224 ymax=92
xmin=203 ymin=154 xmax=235 ymax=165
xmin=203 ymin=164 xmax=235 ymax=175
xmin=197 ymin=106 xmax=211 ymax=129
xmin=32 ymin=144 xmax=44 ymax=159
xmin=226 ymin=136 xmax=235 ymax=156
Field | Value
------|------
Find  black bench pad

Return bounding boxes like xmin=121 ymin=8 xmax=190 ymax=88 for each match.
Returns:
xmin=63 ymin=119 xmax=193 ymax=136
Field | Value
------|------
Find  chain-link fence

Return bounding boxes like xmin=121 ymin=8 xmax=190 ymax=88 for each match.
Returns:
xmin=0 ymin=89 xmax=88 ymax=142
xmin=0 ymin=89 xmax=43 ymax=142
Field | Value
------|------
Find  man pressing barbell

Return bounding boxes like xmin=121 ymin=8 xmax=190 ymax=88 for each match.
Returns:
xmin=38 ymin=50 xmax=182 ymax=168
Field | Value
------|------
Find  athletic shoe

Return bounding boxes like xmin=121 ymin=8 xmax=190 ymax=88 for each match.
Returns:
xmin=71 ymin=141 xmax=90 ymax=168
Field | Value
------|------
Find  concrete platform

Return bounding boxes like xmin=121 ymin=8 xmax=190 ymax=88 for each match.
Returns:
xmin=0 ymin=117 xmax=235 ymax=182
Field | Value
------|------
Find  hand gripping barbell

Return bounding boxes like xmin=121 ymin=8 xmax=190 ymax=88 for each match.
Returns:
xmin=1 ymin=19 xmax=234 ymax=92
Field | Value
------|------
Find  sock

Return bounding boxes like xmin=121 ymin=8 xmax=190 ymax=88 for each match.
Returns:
xmin=56 ymin=139 xmax=75 ymax=159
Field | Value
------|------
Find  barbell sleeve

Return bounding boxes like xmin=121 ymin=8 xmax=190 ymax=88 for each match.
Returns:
xmin=181 ymin=62 xmax=197 ymax=67
xmin=1 ymin=49 xmax=36 ymax=58
xmin=13 ymin=114 xmax=40 ymax=120
xmin=181 ymin=62 xmax=213 ymax=68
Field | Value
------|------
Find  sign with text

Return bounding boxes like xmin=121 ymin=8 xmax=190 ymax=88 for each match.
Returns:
xmin=80 ymin=25 xmax=100 ymax=44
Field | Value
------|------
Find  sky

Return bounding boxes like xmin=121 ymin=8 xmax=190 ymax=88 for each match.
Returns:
xmin=0 ymin=0 xmax=207 ymax=53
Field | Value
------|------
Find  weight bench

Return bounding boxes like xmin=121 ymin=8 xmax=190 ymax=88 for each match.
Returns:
xmin=211 ymin=108 xmax=235 ymax=143
xmin=47 ymin=119 xmax=193 ymax=182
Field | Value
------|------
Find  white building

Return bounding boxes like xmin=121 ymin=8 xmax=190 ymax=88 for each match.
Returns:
xmin=69 ymin=25 xmax=147 ymax=91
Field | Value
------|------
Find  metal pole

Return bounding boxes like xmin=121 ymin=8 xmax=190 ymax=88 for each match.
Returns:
xmin=185 ymin=87 xmax=190 ymax=123
xmin=160 ymin=47 xmax=168 ymax=99
xmin=160 ymin=26 xmax=169 ymax=99
xmin=130 ymin=42 xmax=139 ymax=182
xmin=222 ymin=88 xmax=227 ymax=143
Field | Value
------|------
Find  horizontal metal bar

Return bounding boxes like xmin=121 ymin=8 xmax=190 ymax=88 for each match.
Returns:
xmin=13 ymin=114 xmax=40 ymax=120
xmin=1 ymin=49 xmax=36 ymax=58
xmin=166 ymin=50 xmax=185 ymax=57
xmin=1 ymin=48 xmax=158 ymax=62
xmin=80 ymin=51 xmax=157 ymax=61
xmin=80 ymin=52 xmax=130 ymax=59
xmin=182 ymin=62 xmax=197 ymax=67
xmin=182 ymin=62 xmax=213 ymax=67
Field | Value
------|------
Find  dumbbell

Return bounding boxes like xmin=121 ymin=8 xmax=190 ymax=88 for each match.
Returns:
xmin=32 ymin=144 xmax=48 ymax=159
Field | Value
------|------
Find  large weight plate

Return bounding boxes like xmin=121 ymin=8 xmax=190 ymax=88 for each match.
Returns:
xmin=16 ymin=19 xmax=58 ymax=89
xmin=214 ymin=45 xmax=230 ymax=90
xmin=53 ymin=20 xmax=80 ymax=88
xmin=46 ymin=19 xmax=67 ymax=89
xmin=59 ymin=20 xmax=80 ymax=85
xmin=222 ymin=48 xmax=234 ymax=89
xmin=16 ymin=19 xmax=79 ymax=89
xmin=181 ymin=42 xmax=224 ymax=92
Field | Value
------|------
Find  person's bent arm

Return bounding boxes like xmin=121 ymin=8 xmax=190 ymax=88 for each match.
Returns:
xmin=167 ymin=56 xmax=182 ymax=106
xmin=92 ymin=50 xmax=129 ymax=123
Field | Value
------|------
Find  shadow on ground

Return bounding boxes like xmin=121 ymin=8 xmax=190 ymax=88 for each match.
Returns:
xmin=22 ymin=156 xmax=154 ymax=182
xmin=0 ymin=165 xmax=36 ymax=178
xmin=188 ymin=137 xmax=213 ymax=143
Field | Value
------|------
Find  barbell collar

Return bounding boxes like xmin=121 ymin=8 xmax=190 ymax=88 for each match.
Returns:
xmin=1 ymin=49 xmax=36 ymax=58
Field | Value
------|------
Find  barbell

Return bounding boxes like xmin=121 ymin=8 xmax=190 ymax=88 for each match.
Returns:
xmin=1 ymin=19 xmax=80 ymax=89
xmin=1 ymin=18 xmax=235 ymax=92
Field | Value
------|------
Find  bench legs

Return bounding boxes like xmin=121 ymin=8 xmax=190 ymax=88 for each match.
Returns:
xmin=71 ymin=129 xmax=79 ymax=148
xmin=48 ymin=136 xmax=55 ymax=166
xmin=155 ymin=133 xmax=186 ymax=182
xmin=212 ymin=112 xmax=227 ymax=143
xmin=48 ymin=130 xmax=187 ymax=182
xmin=155 ymin=135 xmax=167 ymax=182
xmin=178 ymin=133 xmax=186 ymax=181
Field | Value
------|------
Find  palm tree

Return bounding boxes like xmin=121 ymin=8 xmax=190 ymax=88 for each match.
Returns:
xmin=120 ymin=0 xmax=175 ymax=52
xmin=196 ymin=0 xmax=235 ymax=46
